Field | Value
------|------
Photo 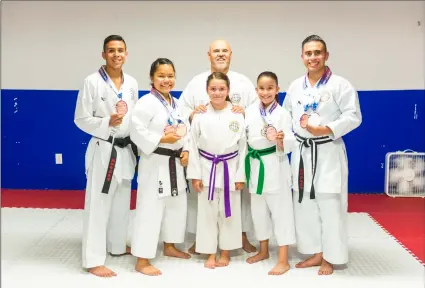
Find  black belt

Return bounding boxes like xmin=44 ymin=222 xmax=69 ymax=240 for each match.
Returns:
xmin=153 ymin=147 xmax=188 ymax=196
xmin=101 ymin=135 xmax=138 ymax=194
xmin=295 ymin=133 xmax=333 ymax=203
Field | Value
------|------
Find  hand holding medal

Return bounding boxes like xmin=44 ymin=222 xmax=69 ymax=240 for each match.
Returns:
xmin=300 ymin=101 xmax=321 ymax=129
xmin=259 ymin=101 xmax=278 ymax=142
xmin=116 ymin=100 xmax=128 ymax=116
xmin=150 ymin=88 xmax=187 ymax=138
xmin=109 ymin=100 xmax=128 ymax=128
xmin=164 ymin=110 xmax=187 ymax=137
xmin=265 ymin=125 xmax=277 ymax=141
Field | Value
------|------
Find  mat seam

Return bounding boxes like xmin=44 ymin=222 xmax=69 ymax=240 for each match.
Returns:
xmin=366 ymin=213 xmax=425 ymax=267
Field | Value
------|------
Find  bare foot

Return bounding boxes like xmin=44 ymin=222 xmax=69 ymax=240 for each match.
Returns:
xmin=135 ymin=259 xmax=162 ymax=276
xmin=164 ymin=243 xmax=191 ymax=259
xmin=268 ymin=263 xmax=290 ymax=275
xmin=318 ymin=259 xmax=334 ymax=275
xmin=204 ymin=254 xmax=216 ymax=269
xmin=242 ymin=235 xmax=257 ymax=253
xmin=188 ymin=242 xmax=200 ymax=255
xmin=296 ymin=253 xmax=322 ymax=268
xmin=246 ymin=252 xmax=270 ymax=264
xmin=216 ymin=251 xmax=230 ymax=267
xmin=87 ymin=266 xmax=117 ymax=277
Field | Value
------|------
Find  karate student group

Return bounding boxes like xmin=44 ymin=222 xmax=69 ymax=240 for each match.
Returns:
xmin=74 ymin=34 xmax=362 ymax=278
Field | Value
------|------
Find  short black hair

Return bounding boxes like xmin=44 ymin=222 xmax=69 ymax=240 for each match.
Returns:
xmin=301 ymin=35 xmax=327 ymax=52
xmin=103 ymin=35 xmax=126 ymax=52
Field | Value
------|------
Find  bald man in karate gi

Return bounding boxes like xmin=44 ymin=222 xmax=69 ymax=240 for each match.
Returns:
xmin=179 ymin=39 xmax=258 ymax=254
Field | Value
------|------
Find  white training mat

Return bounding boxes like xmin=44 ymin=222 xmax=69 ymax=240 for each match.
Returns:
xmin=2 ymin=209 xmax=424 ymax=288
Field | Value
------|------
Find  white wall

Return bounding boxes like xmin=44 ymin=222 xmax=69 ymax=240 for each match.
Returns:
xmin=2 ymin=1 xmax=424 ymax=91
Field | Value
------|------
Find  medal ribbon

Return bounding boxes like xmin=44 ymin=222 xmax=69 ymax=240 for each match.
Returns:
xmin=302 ymin=66 xmax=332 ymax=112
xmin=259 ymin=101 xmax=278 ymax=126
xmin=98 ymin=66 xmax=124 ymax=99
xmin=150 ymin=88 xmax=183 ymax=125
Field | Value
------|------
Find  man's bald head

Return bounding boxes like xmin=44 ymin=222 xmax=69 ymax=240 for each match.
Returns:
xmin=208 ymin=39 xmax=232 ymax=74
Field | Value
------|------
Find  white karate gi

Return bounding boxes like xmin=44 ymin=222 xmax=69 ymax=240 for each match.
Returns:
xmin=245 ymin=103 xmax=296 ymax=246
xmin=130 ymin=92 xmax=189 ymax=259
xmin=179 ymin=70 xmax=257 ymax=234
xmin=74 ymin=66 xmax=138 ymax=269
xmin=187 ymin=102 xmax=247 ymax=254
xmin=283 ymin=71 xmax=362 ymax=264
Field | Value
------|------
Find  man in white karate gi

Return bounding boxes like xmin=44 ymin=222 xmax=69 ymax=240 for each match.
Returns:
xmin=179 ymin=39 xmax=258 ymax=254
xmin=74 ymin=35 xmax=139 ymax=277
xmin=283 ymin=35 xmax=362 ymax=275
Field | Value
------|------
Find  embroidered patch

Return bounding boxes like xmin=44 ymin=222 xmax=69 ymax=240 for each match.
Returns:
xmin=229 ymin=120 xmax=240 ymax=132
xmin=319 ymin=90 xmax=332 ymax=102
xmin=230 ymin=92 xmax=241 ymax=104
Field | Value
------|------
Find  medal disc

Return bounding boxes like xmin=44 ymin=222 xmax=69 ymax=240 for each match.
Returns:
xmin=164 ymin=125 xmax=175 ymax=134
xmin=116 ymin=100 xmax=128 ymax=115
xmin=308 ymin=112 xmax=321 ymax=126
xmin=300 ymin=114 xmax=309 ymax=128
xmin=265 ymin=126 xmax=277 ymax=141
xmin=175 ymin=123 xmax=187 ymax=137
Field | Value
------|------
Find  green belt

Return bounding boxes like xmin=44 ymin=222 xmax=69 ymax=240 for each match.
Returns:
xmin=245 ymin=145 xmax=276 ymax=195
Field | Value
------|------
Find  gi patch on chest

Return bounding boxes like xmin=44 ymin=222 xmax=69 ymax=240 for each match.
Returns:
xmin=319 ymin=89 xmax=332 ymax=102
xmin=230 ymin=92 xmax=241 ymax=104
xmin=158 ymin=180 xmax=163 ymax=194
xmin=229 ymin=120 xmax=240 ymax=132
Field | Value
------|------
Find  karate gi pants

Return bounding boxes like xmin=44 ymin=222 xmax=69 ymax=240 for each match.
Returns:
xmin=82 ymin=150 xmax=131 ymax=269
xmin=196 ymin=187 xmax=242 ymax=254
xmin=131 ymin=187 xmax=187 ymax=259
xmin=250 ymin=190 xmax=296 ymax=246
xmin=293 ymin=189 xmax=348 ymax=265
xmin=187 ymin=185 xmax=253 ymax=234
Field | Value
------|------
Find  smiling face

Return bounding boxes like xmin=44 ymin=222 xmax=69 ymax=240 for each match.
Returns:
xmin=256 ymin=76 xmax=279 ymax=107
xmin=207 ymin=78 xmax=229 ymax=106
xmin=102 ymin=40 xmax=127 ymax=70
xmin=151 ymin=64 xmax=175 ymax=95
xmin=301 ymin=40 xmax=329 ymax=74
xmin=208 ymin=40 xmax=232 ymax=74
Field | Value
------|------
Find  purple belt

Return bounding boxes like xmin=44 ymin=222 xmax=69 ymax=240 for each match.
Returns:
xmin=199 ymin=149 xmax=239 ymax=218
